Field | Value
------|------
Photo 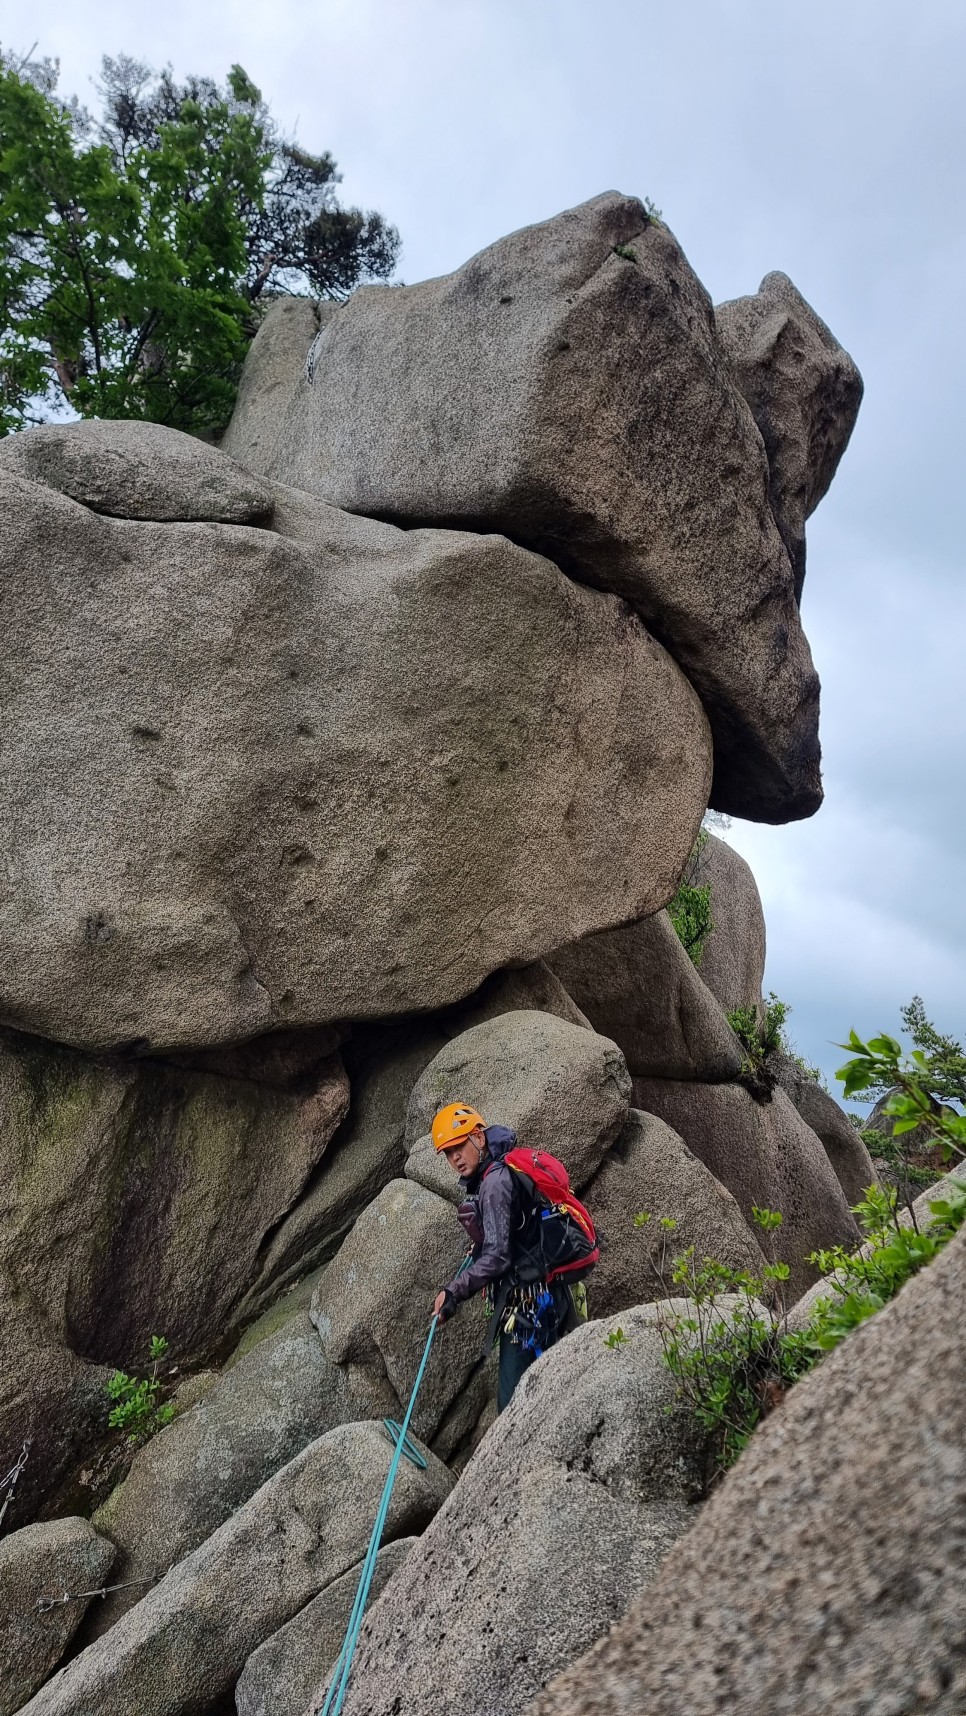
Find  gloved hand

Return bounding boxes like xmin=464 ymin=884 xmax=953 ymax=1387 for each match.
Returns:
xmin=432 ymin=1289 xmax=455 ymax=1323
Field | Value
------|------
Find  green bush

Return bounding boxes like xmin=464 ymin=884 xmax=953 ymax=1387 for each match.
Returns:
xmin=105 ymin=1334 xmax=175 ymax=1445
xmin=646 ymin=1169 xmax=966 ymax=1486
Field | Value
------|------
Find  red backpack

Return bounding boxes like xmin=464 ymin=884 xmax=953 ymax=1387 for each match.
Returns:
xmin=489 ymin=1147 xmax=599 ymax=1284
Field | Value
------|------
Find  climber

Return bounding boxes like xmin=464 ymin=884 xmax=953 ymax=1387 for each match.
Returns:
xmin=430 ymin=1102 xmax=598 ymax=1412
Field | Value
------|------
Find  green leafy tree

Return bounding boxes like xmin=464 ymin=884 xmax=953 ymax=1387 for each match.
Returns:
xmin=851 ymin=998 xmax=966 ymax=1111
xmin=838 ymin=1025 xmax=966 ymax=1167
xmin=0 ymin=50 xmax=399 ymax=434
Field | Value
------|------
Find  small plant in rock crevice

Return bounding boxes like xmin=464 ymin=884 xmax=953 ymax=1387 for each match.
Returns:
xmin=725 ymin=992 xmax=824 ymax=1096
xmin=668 ymin=829 xmax=712 ymax=968
xmin=104 ymin=1334 xmax=175 ymax=1446
xmin=603 ymin=1327 xmax=628 ymax=1350
xmin=727 ymin=992 xmax=789 ymax=1065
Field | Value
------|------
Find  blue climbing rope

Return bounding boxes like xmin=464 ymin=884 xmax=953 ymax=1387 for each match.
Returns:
xmin=315 ymin=1311 xmax=441 ymax=1715
xmin=380 ymin=1419 xmax=428 ymax=1469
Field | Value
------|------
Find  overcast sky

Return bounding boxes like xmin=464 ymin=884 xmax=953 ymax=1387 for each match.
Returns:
xmin=12 ymin=0 xmax=966 ymax=1095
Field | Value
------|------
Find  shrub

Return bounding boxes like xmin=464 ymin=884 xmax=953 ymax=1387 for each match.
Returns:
xmin=105 ymin=1334 xmax=175 ymax=1445
xmin=647 ymin=1170 xmax=966 ymax=1486
xmin=668 ymin=830 xmax=712 ymax=967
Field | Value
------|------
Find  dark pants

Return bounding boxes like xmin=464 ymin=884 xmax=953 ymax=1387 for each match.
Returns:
xmin=497 ymin=1331 xmax=536 ymax=1413
xmin=496 ymin=1281 xmax=579 ymax=1413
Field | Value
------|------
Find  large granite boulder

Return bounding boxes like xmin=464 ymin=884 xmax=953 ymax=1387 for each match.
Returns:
xmin=312 ymin=1300 xmax=727 ymax=1716
xmin=0 ymin=1518 xmax=115 ymax=1716
xmin=311 ymin=1180 xmax=489 ymax=1457
xmin=243 ymin=192 xmax=827 ymax=822
xmin=691 ymin=831 xmax=767 ymax=1014
xmin=529 ymin=1224 xmax=966 ymax=1716
xmin=864 ymin=1087 xmax=947 ymax=1180
xmin=0 ymin=1022 xmax=347 ymax=1522
xmin=242 ymin=962 xmax=589 ymax=1308
xmin=716 ymin=271 xmax=863 ymax=601
xmin=548 ymin=909 xmax=744 ymax=1082
xmin=236 ymin=1537 xmax=416 ymax=1716
xmin=237 ymin=1021 xmax=446 ymax=1310
xmin=84 ymin=1312 xmax=395 ymax=1639
xmin=20 ymin=1422 xmax=452 ymax=1716
xmin=769 ymin=1049 xmax=876 ymax=1206
xmin=585 ymin=1110 xmax=765 ymax=1319
xmin=0 ymin=419 xmax=275 ymax=524
xmin=0 ymin=1024 xmax=347 ymax=1370
xmin=220 ymin=298 xmax=335 ymax=475
xmin=404 ymin=1010 xmax=631 ymax=1189
xmin=633 ymin=1079 xmax=860 ymax=1299
xmin=0 ymin=457 xmax=709 ymax=1051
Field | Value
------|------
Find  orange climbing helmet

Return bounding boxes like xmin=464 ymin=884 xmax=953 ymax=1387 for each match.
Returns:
xmin=431 ymin=1102 xmax=486 ymax=1153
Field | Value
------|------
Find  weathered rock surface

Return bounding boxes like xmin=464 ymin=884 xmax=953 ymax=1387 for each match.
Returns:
xmin=85 ymin=1312 xmax=396 ymax=1639
xmin=238 ymin=1021 xmax=444 ymax=1310
xmin=0 ymin=1023 xmax=347 ymax=1370
xmin=769 ymin=1048 xmax=876 ymax=1206
xmin=315 ymin=1301 xmax=721 ymax=1716
xmin=236 ymin=1537 xmax=415 ymax=1716
xmin=529 ymin=1224 xmax=966 ymax=1716
xmin=405 ymin=1130 xmax=463 ymax=1203
xmin=0 ymin=1020 xmax=347 ymax=1523
xmin=21 ymin=1422 xmax=451 ymax=1716
xmin=243 ymin=963 xmax=586 ymax=1303
xmin=0 ymin=1518 xmax=115 ymax=1716
xmin=549 ymin=910 xmax=744 ymax=1082
xmin=404 ymin=1011 xmax=631 ymax=1188
xmin=452 ymin=961 xmax=589 ymax=1034
xmin=632 ymin=1079 xmax=859 ymax=1298
xmin=716 ymin=270 xmax=863 ymax=601
xmin=691 ymin=831 xmax=767 ymax=1014
xmin=220 ymin=298 xmax=334 ymax=475
xmin=247 ymin=192 xmax=826 ymax=822
xmin=0 ymin=420 xmax=275 ymax=524
xmin=0 ymin=461 xmax=709 ymax=1051
xmin=585 ymin=1110 xmax=764 ymax=1319
xmin=0 ymin=1279 xmax=112 ymax=1530
xmin=311 ymin=1180 xmax=488 ymax=1456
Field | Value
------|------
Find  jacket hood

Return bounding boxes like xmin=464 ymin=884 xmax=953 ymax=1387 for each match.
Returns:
xmin=483 ymin=1125 xmax=517 ymax=1162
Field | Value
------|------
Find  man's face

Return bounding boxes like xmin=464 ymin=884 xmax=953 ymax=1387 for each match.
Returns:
xmin=442 ymin=1126 xmax=485 ymax=1177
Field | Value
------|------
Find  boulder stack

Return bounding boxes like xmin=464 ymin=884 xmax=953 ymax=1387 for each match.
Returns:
xmin=0 ymin=188 xmax=870 ymax=1716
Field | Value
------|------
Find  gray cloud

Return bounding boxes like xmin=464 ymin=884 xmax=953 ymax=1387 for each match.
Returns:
xmin=21 ymin=0 xmax=966 ymax=1096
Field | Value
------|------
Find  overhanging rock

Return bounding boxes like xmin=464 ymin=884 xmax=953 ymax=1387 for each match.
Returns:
xmin=240 ymin=192 xmax=845 ymax=821
xmin=0 ymin=453 xmax=710 ymax=1051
